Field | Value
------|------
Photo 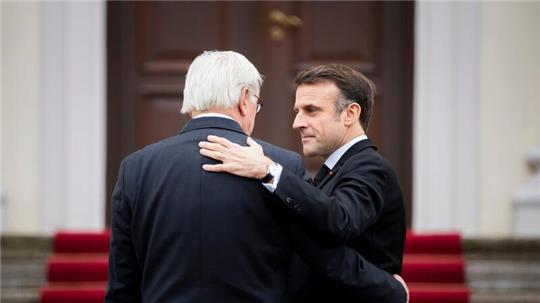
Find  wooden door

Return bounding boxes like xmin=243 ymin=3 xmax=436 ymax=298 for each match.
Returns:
xmin=107 ymin=2 xmax=413 ymax=225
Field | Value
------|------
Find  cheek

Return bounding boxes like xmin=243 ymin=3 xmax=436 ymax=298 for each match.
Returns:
xmin=314 ymin=117 xmax=331 ymax=137
xmin=321 ymin=120 xmax=342 ymax=141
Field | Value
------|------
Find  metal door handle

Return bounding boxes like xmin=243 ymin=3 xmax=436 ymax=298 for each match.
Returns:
xmin=269 ymin=10 xmax=302 ymax=28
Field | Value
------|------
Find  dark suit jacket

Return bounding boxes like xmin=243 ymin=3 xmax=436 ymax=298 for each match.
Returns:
xmin=276 ymin=139 xmax=407 ymax=302
xmin=106 ymin=118 xmax=405 ymax=303
xmin=106 ymin=117 xmax=306 ymax=303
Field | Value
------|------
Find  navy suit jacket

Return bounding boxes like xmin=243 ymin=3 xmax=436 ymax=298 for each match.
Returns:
xmin=106 ymin=117 xmax=405 ymax=303
xmin=276 ymin=139 xmax=407 ymax=302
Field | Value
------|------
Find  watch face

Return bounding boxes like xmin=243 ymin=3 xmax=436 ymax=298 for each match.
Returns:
xmin=262 ymin=162 xmax=279 ymax=183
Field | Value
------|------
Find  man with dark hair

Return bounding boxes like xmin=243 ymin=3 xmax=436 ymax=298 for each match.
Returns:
xmin=107 ymin=53 xmax=407 ymax=303
xmin=200 ymin=63 xmax=407 ymax=302
xmin=295 ymin=64 xmax=376 ymax=131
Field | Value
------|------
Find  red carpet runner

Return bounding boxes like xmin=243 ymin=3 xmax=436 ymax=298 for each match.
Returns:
xmin=41 ymin=230 xmax=469 ymax=302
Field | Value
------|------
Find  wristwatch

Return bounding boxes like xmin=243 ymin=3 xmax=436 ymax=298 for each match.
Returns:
xmin=261 ymin=162 xmax=280 ymax=183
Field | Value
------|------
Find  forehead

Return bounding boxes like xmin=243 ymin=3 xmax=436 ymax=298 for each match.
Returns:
xmin=294 ymin=81 xmax=341 ymax=107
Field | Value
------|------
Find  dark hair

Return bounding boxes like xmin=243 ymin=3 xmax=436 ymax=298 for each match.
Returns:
xmin=295 ymin=64 xmax=376 ymax=131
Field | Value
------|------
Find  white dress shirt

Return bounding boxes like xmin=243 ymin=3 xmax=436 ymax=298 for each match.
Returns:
xmin=193 ymin=112 xmax=235 ymax=120
xmin=323 ymin=134 xmax=368 ymax=170
xmin=263 ymin=134 xmax=368 ymax=192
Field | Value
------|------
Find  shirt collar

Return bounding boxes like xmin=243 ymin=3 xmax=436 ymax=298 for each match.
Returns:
xmin=324 ymin=135 xmax=368 ymax=169
xmin=193 ymin=113 xmax=235 ymax=120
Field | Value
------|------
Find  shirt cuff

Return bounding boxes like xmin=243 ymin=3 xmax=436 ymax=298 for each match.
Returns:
xmin=262 ymin=163 xmax=283 ymax=193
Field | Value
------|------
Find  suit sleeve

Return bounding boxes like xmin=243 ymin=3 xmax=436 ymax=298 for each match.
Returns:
xmin=105 ymin=160 xmax=141 ymax=303
xmin=285 ymin=156 xmax=406 ymax=302
xmin=275 ymin=160 xmax=386 ymax=243
xmin=288 ymin=225 xmax=407 ymax=302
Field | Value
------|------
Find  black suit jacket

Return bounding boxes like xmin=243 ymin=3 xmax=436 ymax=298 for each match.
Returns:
xmin=106 ymin=118 xmax=405 ymax=302
xmin=276 ymin=139 xmax=407 ymax=302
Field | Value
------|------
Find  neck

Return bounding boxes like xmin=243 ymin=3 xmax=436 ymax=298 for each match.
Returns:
xmin=191 ymin=108 xmax=240 ymax=121
xmin=324 ymin=124 xmax=365 ymax=158
xmin=342 ymin=123 xmax=365 ymax=145
xmin=191 ymin=108 xmax=251 ymax=134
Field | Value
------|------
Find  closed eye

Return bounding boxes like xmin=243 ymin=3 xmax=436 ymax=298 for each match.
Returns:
xmin=304 ymin=105 xmax=321 ymax=114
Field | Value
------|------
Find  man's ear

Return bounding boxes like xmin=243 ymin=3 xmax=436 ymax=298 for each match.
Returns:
xmin=343 ymin=103 xmax=361 ymax=126
xmin=238 ymin=87 xmax=250 ymax=116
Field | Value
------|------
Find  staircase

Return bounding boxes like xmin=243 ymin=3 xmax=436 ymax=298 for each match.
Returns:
xmin=41 ymin=232 xmax=109 ymax=303
xmin=403 ymin=232 xmax=470 ymax=303
xmin=3 ymin=232 xmax=540 ymax=303
xmin=465 ymin=238 xmax=540 ymax=303
xmin=39 ymin=231 xmax=471 ymax=303
xmin=1 ymin=235 xmax=51 ymax=303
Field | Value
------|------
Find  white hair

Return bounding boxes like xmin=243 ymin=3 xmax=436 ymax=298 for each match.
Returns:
xmin=181 ymin=50 xmax=263 ymax=114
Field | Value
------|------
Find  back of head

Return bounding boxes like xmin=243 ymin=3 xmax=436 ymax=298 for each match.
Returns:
xmin=181 ymin=51 xmax=263 ymax=114
xmin=295 ymin=64 xmax=376 ymax=131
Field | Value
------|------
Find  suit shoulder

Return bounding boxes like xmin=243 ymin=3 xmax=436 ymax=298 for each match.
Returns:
xmin=256 ymin=139 xmax=301 ymax=157
xmin=347 ymin=147 xmax=397 ymax=175
xmin=253 ymin=139 xmax=309 ymax=179
xmin=121 ymin=135 xmax=181 ymax=166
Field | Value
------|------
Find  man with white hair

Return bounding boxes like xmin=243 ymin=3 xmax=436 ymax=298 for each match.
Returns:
xmin=106 ymin=51 xmax=406 ymax=302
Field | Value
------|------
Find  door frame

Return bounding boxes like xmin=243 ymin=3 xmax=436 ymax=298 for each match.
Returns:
xmin=105 ymin=2 xmax=414 ymax=227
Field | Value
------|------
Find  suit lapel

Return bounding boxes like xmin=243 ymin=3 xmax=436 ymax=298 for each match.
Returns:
xmin=316 ymin=139 xmax=377 ymax=189
xmin=316 ymin=169 xmax=334 ymax=189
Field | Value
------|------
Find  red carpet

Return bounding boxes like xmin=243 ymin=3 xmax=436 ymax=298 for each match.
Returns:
xmin=405 ymin=231 xmax=462 ymax=255
xmin=404 ymin=231 xmax=469 ymax=303
xmin=402 ymin=254 xmax=466 ymax=283
xmin=41 ymin=282 xmax=106 ymax=303
xmin=41 ymin=230 xmax=470 ymax=303
xmin=53 ymin=231 xmax=110 ymax=254
xmin=47 ymin=255 xmax=108 ymax=282
xmin=409 ymin=283 xmax=470 ymax=303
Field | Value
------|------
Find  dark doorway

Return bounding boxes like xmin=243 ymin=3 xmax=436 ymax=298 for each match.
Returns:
xmin=107 ymin=1 xmax=414 ymax=226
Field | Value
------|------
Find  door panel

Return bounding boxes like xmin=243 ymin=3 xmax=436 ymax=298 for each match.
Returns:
xmin=137 ymin=3 xmax=228 ymax=73
xmin=267 ymin=2 xmax=386 ymax=173
xmin=294 ymin=3 xmax=381 ymax=65
xmin=107 ymin=1 xmax=413 ymax=226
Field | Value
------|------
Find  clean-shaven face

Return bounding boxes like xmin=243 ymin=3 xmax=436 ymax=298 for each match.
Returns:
xmin=293 ymin=82 xmax=348 ymax=158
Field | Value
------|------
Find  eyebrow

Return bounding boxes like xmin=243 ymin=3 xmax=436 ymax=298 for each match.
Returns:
xmin=304 ymin=103 xmax=322 ymax=110
xmin=295 ymin=101 xmax=320 ymax=108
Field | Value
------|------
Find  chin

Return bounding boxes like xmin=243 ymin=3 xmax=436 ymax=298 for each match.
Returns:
xmin=302 ymin=147 xmax=316 ymax=157
xmin=303 ymin=145 xmax=327 ymax=158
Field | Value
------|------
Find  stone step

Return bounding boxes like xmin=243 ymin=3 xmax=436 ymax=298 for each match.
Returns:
xmin=464 ymin=238 xmax=540 ymax=260
xmin=465 ymin=238 xmax=540 ymax=303
xmin=1 ymin=235 xmax=52 ymax=250
xmin=1 ymin=235 xmax=51 ymax=261
xmin=472 ymin=290 xmax=540 ymax=303
xmin=0 ymin=288 xmax=40 ymax=303
xmin=2 ymin=235 xmax=540 ymax=303
xmin=2 ymin=235 xmax=51 ymax=303
xmin=2 ymin=259 xmax=46 ymax=288
xmin=467 ymin=259 xmax=540 ymax=291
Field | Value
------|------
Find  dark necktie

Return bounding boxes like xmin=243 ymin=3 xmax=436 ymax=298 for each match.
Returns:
xmin=313 ymin=164 xmax=330 ymax=186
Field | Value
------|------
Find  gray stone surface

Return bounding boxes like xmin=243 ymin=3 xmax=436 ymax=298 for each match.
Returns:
xmin=465 ymin=238 xmax=540 ymax=303
xmin=1 ymin=288 xmax=40 ymax=303
xmin=2 ymin=235 xmax=540 ymax=303
xmin=1 ymin=235 xmax=51 ymax=303
xmin=513 ymin=143 xmax=540 ymax=236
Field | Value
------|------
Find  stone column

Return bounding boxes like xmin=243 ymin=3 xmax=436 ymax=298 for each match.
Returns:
xmin=513 ymin=143 xmax=540 ymax=236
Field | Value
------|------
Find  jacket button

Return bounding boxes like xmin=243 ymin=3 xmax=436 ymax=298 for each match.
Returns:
xmin=286 ymin=197 xmax=292 ymax=203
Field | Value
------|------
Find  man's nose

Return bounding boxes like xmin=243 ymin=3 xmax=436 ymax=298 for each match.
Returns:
xmin=292 ymin=113 xmax=304 ymax=130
